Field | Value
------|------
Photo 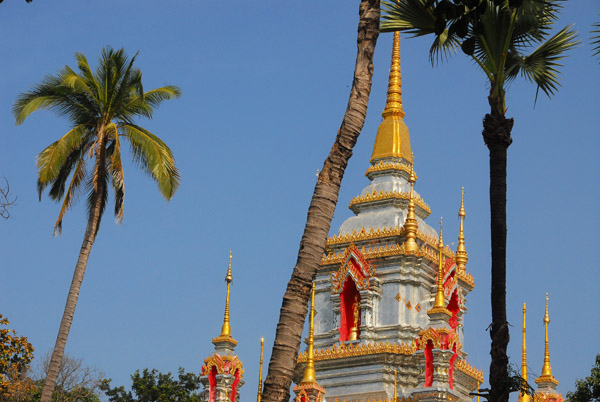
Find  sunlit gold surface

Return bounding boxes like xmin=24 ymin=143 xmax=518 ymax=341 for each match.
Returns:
xmin=365 ymin=161 xmax=414 ymax=177
xmin=301 ymin=283 xmax=317 ymax=384
xmin=455 ymin=359 xmax=484 ymax=383
xmin=403 ymin=165 xmax=420 ymax=253
xmin=297 ymin=341 xmax=416 ymax=362
xmin=348 ymin=189 xmax=431 ymax=215
xmin=455 ymin=188 xmax=468 ymax=273
xmin=202 ymin=354 xmax=245 ymax=379
xmin=257 ymin=337 xmax=264 ymax=402
xmin=213 ymin=251 xmax=237 ymax=345
xmin=429 ymin=219 xmax=451 ymax=316
xmin=536 ymin=293 xmax=558 ymax=386
xmin=371 ymin=32 xmax=412 ymax=163
xmin=519 ymin=303 xmax=531 ymax=402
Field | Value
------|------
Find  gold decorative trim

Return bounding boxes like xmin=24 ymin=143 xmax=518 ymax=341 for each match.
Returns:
xmin=455 ymin=359 xmax=484 ymax=383
xmin=332 ymin=398 xmax=415 ymax=402
xmin=327 ymin=226 xmax=406 ymax=246
xmin=330 ymin=244 xmax=376 ymax=294
xmin=297 ymin=341 xmax=416 ymax=363
xmin=533 ymin=392 xmax=563 ymax=402
xmin=365 ymin=161 xmax=414 ymax=177
xmin=202 ymin=353 xmax=245 ymax=380
xmin=349 ymin=190 xmax=431 ymax=215
xmin=322 ymin=243 xmax=409 ymax=265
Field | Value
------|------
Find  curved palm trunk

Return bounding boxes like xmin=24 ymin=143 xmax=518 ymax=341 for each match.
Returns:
xmin=261 ymin=2 xmax=380 ymax=401
xmin=40 ymin=133 xmax=108 ymax=402
xmin=482 ymin=112 xmax=513 ymax=402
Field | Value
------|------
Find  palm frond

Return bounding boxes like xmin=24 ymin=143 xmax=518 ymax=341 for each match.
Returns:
xmin=54 ymin=156 xmax=87 ymax=236
xmin=37 ymin=125 xmax=88 ymax=187
xmin=513 ymin=24 xmax=578 ymax=99
xmin=429 ymin=29 xmax=461 ymax=64
xmin=122 ymin=124 xmax=180 ymax=200
xmin=591 ymin=17 xmax=600 ymax=62
xmin=106 ymin=123 xmax=125 ymax=222
xmin=381 ymin=0 xmax=435 ymax=36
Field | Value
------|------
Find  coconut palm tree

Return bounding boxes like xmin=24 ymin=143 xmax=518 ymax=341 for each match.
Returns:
xmin=380 ymin=1 xmax=576 ymax=401
xmin=261 ymin=1 xmax=380 ymax=401
xmin=13 ymin=47 xmax=181 ymax=402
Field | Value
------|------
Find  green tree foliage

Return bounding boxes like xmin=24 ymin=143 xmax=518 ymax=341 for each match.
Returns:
xmin=99 ymin=368 xmax=202 ymax=402
xmin=566 ymin=354 xmax=600 ymax=402
xmin=591 ymin=16 xmax=600 ymax=62
xmin=13 ymin=47 xmax=180 ymax=402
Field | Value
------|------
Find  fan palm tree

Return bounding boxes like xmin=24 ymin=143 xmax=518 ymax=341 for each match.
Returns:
xmin=381 ymin=1 xmax=576 ymax=401
xmin=261 ymin=1 xmax=380 ymax=401
xmin=13 ymin=47 xmax=181 ymax=402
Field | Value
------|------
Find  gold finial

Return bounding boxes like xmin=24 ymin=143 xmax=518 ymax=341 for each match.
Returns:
xmin=393 ymin=370 xmax=398 ymax=402
xmin=541 ymin=293 xmax=553 ymax=377
xmin=257 ymin=337 xmax=264 ymax=402
xmin=403 ymin=163 xmax=419 ymax=253
xmin=455 ymin=188 xmax=468 ymax=273
xmin=432 ymin=218 xmax=446 ymax=309
xmin=519 ymin=303 xmax=531 ymax=402
xmin=371 ymin=31 xmax=412 ymax=163
xmin=477 ymin=381 xmax=481 ymax=402
xmin=214 ymin=251 xmax=237 ymax=345
xmin=301 ymin=283 xmax=317 ymax=384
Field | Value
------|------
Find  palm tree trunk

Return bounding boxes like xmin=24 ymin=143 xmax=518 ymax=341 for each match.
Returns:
xmin=40 ymin=133 xmax=108 ymax=402
xmin=260 ymin=2 xmax=380 ymax=401
xmin=482 ymin=112 xmax=513 ymax=402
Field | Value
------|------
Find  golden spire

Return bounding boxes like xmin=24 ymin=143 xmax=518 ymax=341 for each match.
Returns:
xmin=371 ymin=31 xmax=412 ymax=163
xmin=476 ymin=381 xmax=480 ymax=402
xmin=403 ymin=163 xmax=419 ymax=253
xmin=541 ymin=293 xmax=553 ymax=377
xmin=535 ymin=293 xmax=558 ymax=387
xmin=257 ymin=337 xmax=264 ymax=402
xmin=455 ymin=188 xmax=468 ymax=273
xmin=393 ymin=369 xmax=398 ymax=402
xmin=213 ymin=251 xmax=237 ymax=345
xmin=301 ymin=283 xmax=317 ymax=384
xmin=519 ymin=303 xmax=531 ymax=402
xmin=432 ymin=218 xmax=446 ymax=309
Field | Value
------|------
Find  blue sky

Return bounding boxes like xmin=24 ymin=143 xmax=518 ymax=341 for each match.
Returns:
xmin=1 ymin=1 xmax=599 ymax=400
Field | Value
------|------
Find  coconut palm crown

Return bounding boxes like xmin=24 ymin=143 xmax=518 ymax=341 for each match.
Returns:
xmin=381 ymin=2 xmax=577 ymax=402
xmin=14 ymin=46 xmax=180 ymax=234
xmin=13 ymin=46 xmax=180 ymax=402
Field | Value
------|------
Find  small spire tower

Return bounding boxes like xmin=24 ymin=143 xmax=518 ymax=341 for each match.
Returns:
xmin=293 ymin=283 xmax=325 ymax=402
xmin=455 ymin=188 xmax=468 ymax=273
xmin=200 ymin=252 xmax=245 ymax=402
xmin=535 ymin=293 xmax=559 ymax=390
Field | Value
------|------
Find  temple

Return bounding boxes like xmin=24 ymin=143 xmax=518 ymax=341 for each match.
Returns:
xmin=198 ymin=32 xmax=564 ymax=402
xmin=293 ymin=31 xmax=482 ymax=402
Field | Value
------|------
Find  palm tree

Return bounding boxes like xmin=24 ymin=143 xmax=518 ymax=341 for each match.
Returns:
xmin=261 ymin=1 xmax=380 ymax=401
xmin=380 ymin=1 xmax=576 ymax=402
xmin=13 ymin=47 xmax=181 ymax=402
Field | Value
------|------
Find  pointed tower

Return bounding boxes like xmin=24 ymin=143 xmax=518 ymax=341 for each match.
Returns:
xmin=200 ymin=252 xmax=245 ymax=402
xmin=294 ymin=32 xmax=481 ymax=402
xmin=535 ymin=294 xmax=562 ymax=401
xmin=293 ymin=283 xmax=326 ymax=402
xmin=518 ymin=303 xmax=531 ymax=402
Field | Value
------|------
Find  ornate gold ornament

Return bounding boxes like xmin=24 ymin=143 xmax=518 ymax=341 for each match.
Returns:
xmin=348 ymin=189 xmax=431 ymax=215
xmin=454 ymin=359 xmax=484 ymax=383
xmin=365 ymin=161 xmax=414 ymax=177
xmin=327 ymin=226 xmax=406 ymax=246
xmin=202 ymin=354 xmax=245 ymax=379
xmin=297 ymin=341 xmax=416 ymax=363
xmin=330 ymin=244 xmax=376 ymax=294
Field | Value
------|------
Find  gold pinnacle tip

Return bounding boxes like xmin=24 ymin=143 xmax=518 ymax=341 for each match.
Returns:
xmin=301 ymin=283 xmax=317 ymax=384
